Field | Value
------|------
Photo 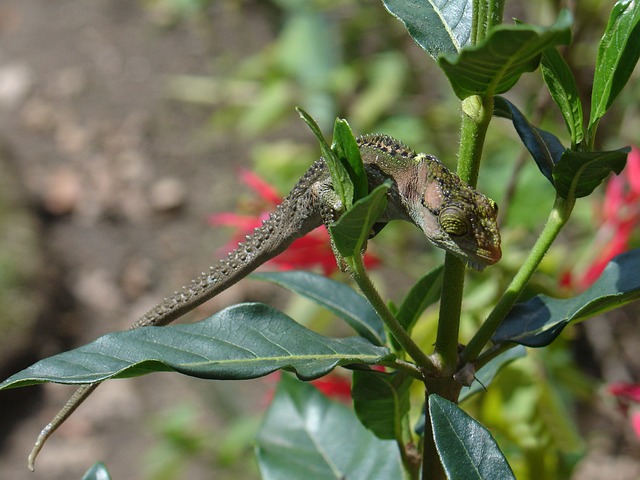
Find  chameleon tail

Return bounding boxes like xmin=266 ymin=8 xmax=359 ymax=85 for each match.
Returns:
xmin=28 ymin=383 xmax=98 ymax=471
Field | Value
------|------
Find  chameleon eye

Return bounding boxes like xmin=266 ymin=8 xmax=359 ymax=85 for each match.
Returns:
xmin=439 ymin=207 xmax=469 ymax=237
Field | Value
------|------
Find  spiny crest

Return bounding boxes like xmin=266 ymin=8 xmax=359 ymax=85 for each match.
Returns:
xmin=357 ymin=134 xmax=416 ymax=159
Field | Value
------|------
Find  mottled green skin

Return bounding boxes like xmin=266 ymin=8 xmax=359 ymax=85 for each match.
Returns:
xmin=28 ymin=134 xmax=501 ymax=469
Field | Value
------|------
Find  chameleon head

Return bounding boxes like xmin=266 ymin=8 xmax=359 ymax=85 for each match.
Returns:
xmin=407 ymin=155 xmax=502 ymax=270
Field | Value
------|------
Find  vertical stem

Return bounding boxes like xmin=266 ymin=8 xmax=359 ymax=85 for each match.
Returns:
xmin=433 ymin=254 xmax=465 ymax=371
xmin=433 ymin=95 xmax=493 ymax=372
xmin=422 ymin=390 xmax=447 ymax=480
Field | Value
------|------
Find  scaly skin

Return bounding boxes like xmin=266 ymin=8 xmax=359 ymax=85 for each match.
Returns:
xmin=28 ymin=135 xmax=501 ymax=470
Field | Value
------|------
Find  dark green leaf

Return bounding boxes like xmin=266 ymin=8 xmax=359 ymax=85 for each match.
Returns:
xmin=381 ymin=0 xmax=472 ymax=59
xmin=332 ymin=119 xmax=368 ymax=202
xmin=429 ymin=395 xmax=515 ymax=479
xmin=541 ymin=48 xmax=584 ymax=147
xmin=458 ymin=346 xmax=526 ymax=402
xmin=438 ymin=11 xmax=572 ymax=99
xmin=396 ymin=265 xmax=443 ymax=335
xmin=256 ymin=375 xmax=403 ymax=480
xmin=297 ymin=107 xmax=353 ymax=208
xmin=589 ymin=0 xmax=640 ymax=133
xmin=352 ymin=370 xmax=412 ymax=440
xmin=82 ymin=462 xmax=111 ymax=480
xmin=493 ymin=249 xmax=640 ymax=347
xmin=329 ymin=183 xmax=389 ymax=258
xmin=494 ymin=96 xmax=565 ymax=183
xmin=251 ymin=270 xmax=385 ymax=345
xmin=0 ymin=303 xmax=393 ymax=389
xmin=552 ymin=148 xmax=628 ymax=199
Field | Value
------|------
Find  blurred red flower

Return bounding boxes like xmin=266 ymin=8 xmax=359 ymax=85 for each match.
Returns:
xmin=209 ymin=169 xmax=380 ymax=275
xmin=607 ymin=382 xmax=640 ymax=439
xmin=562 ymin=147 xmax=640 ymax=289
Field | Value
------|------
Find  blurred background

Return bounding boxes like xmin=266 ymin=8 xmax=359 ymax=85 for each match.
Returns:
xmin=0 ymin=1 xmax=638 ymax=479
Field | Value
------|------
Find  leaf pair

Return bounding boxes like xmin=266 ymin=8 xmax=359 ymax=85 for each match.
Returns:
xmin=385 ymin=0 xmax=572 ymax=100
xmin=296 ymin=107 xmax=367 ymax=210
xmin=495 ymin=96 xmax=628 ymax=200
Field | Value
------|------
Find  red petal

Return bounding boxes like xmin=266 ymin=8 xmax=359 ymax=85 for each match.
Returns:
xmin=239 ymin=169 xmax=282 ymax=205
xmin=608 ymin=383 xmax=640 ymax=403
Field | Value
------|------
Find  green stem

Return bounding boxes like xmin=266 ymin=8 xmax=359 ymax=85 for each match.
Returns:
xmin=433 ymin=254 xmax=466 ymax=371
xmin=462 ymin=194 xmax=575 ymax=362
xmin=382 ymin=359 xmax=424 ymax=380
xmin=487 ymin=0 xmax=505 ymax=30
xmin=349 ymin=257 xmax=435 ymax=373
xmin=434 ymin=95 xmax=493 ymax=371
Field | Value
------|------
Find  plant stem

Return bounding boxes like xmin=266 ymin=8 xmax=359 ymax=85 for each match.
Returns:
xmin=382 ymin=359 xmax=424 ymax=380
xmin=434 ymin=95 xmax=493 ymax=371
xmin=462 ymin=194 xmax=575 ymax=362
xmin=433 ymin=254 xmax=465 ymax=371
xmin=349 ymin=257 xmax=435 ymax=373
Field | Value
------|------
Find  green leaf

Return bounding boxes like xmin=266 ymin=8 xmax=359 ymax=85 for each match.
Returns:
xmin=82 ymin=462 xmax=111 ymax=480
xmin=493 ymin=249 xmax=640 ymax=347
xmin=552 ymin=148 xmax=628 ymax=199
xmin=329 ymin=182 xmax=390 ymax=258
xmin=332 ymin=119 xmax=368 ymax=202
xmin=297 ymin=107 xmax=353 ymax=208
xmin=396 ymin=265 xmax=444 ymax=335
xmin=438 ymin=11 xmax=572 ymax=99
xmin=429 ymin=395 xmax=516 ymax=479
xmin=589 ymin=0 xmax=640 ymax=134
xmin=541 ymin=47 xmax=584 ymax=147
xmin=381 ymin=0 xmax=472 ymax=59
xmin=251 ymin=270 xmax=385 ymax=345
xmin=256 ymin=375 xmax=403 ymax=480
xmin=0 ymin=303 xmax=393 ymax=389
xmin=352 ymin=370 xmax=412 ymax=440
xmin=458 ymin=346 xmax=526 ymax=402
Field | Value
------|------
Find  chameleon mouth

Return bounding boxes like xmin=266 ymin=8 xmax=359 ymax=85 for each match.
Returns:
xmin=465 ymin=246 xmax=502 ymax=271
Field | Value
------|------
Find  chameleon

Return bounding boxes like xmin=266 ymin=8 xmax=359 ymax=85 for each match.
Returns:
xmin=27 ymin=134 xmax=501 ymax=469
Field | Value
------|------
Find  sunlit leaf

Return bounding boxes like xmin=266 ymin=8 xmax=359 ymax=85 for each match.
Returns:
xmin=439 ymin=11 xmax=572 ymax=99
xmin=256 ymin=375 xmax=403 ymax=480
xmin=589 ymin=0 xmax=640 ymax=134
xmin=82 ymin=462 xmax=111 ymax=480
xmin=0 ymin=303 xmax=392 ymax=389
xmin=382 ymin=0 xmax=472 ymax=59
xmin=541 ymin=47 xmax=584 ymax=147
xmin=333 ymin=119 xmax=368 ymax=202
xmin=297 ymin=107 xmax=353 ymax=208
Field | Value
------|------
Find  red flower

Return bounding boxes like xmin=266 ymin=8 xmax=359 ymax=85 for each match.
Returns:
xmin=563 ymin=147 xmax=640 ymax=289
xmin=209 ymin=169 xmax=380 ymax=274
xmin=607 ymin=382 xmax=640 ymax=439
xmin=261 ymin=371 xmax=353 ymax=405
